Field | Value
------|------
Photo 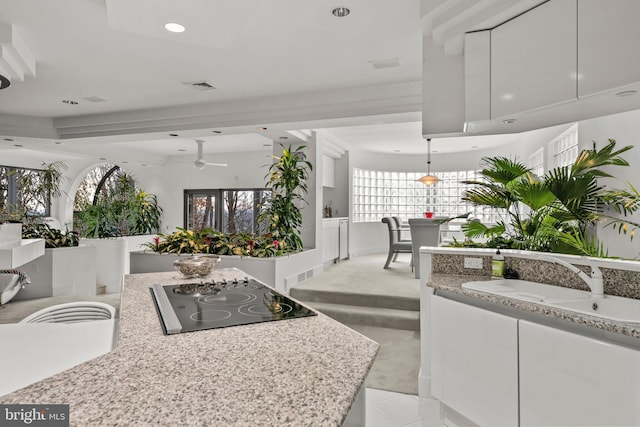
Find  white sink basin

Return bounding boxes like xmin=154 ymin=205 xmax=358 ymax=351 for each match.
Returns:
xmin=548 ymin=295 xmax=640 ymax=325
xmin=462 ymin=279 xmax=591 ymax=303
xmin=462 ymin=279 xmax=640 ymax=326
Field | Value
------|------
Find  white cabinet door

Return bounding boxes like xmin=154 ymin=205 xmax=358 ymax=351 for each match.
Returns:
xmin=520 ymin=320 xmax=640 ymax=427
xmin=578 ymin=0 xmax=640 ymax=98
xmin=431 ymin=296 xmax=519 ymax=427
xmin=322 ymin=220 xmax=339 ymax=263
xmin=491 ymin=0 xmax=577 ymax=119
xmin=322 ymin=155 xmax=335 ymax=188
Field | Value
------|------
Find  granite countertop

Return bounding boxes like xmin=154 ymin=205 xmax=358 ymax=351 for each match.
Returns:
xmin=2 ymin=268 xmax=379 ymax=426
xmin=429 ymin=274 xmax=640 ymax=339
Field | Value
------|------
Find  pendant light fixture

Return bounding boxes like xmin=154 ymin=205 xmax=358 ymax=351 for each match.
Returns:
xmin=417 ymin=138 xmax=439 ymax=186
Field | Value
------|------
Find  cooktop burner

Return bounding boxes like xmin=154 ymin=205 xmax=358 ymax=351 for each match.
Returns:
xmin=150 ymin=277 xmax=316 ymax=335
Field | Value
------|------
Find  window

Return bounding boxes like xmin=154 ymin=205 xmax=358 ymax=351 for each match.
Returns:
xmin=73 ymin=164 xmax=129 ymax=210
xmin=352 ymin=168 xmax=500 ymax=223
xmin=529 ymin=147 xmax=545 ymax=177
xmin=184 ymin=189 xmax=270 ymax=234
xmin=552 ymin=124 xmax=579 ymax=168
xmin=0 ymin=164 xmax=50 ymax=218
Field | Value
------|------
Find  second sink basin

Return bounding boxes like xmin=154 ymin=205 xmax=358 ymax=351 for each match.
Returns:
xmin=462 ymin=279 xmax=591 ymax=303
xmin=548 ymin=295 xmax=640 ymax=325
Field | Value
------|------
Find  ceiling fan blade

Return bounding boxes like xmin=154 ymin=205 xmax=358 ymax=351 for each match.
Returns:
xmin=196 ymin=139 xmax=204 ymax=161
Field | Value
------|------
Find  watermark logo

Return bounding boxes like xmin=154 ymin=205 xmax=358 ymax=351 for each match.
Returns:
xmin=0 ymin=405 xmax=69 ymax=426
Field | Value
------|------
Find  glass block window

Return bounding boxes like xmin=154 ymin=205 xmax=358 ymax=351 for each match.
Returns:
xmin=529 ymin=147 xmax=544 ymax=177
xmin=553 ymin=124 xmax=579 ymax=168
xmin=352 ymin=168 xmax=501 ymax=224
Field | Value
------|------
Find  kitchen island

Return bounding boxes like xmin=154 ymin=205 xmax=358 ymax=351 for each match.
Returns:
xmin=1 ymin=269 xmax=379 ymax=426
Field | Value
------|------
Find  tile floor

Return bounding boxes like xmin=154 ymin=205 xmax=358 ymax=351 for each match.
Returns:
xmin=366 ymin=388 xmax=443 ymax=427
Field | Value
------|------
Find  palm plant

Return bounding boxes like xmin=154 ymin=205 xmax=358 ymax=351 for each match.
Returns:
xmin=462 ymin=139 xmax=640 ymax=256
xmin=258 ymin=144 xmax=313 ymax=252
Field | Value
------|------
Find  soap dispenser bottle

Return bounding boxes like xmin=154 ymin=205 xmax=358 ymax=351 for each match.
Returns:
xmin=491 ymin=249 xmax=505 ymax=279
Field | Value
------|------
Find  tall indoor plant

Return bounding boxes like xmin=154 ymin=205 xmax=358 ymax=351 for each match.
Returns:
xmin=461 ymin=139 xmax=640 ymax=256
xmin=258 ymin=144 xmax=313 ymax=252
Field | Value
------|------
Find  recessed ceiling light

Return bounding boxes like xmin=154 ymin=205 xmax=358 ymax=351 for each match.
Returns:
xmin=258 ymin=127 xmax=267 ymax=131
xmin=212 ymin=130 xmax=222 ymax=134
xmin=279 ymin=136 xmax=288 ymax=140
xmin=13 ymin=144 xmax=23 ymax=147
xmin=62 ymin=99 xmax=78 ymax=105
xmin=99 ymin=157 xmax=107 ymax=160
xmin=263 ymin=144 xmax=271 ymax=147
xmin=54 ymin=141 xmax=63 ymax=145
xmin=4 ymin=138 xmax=13 ymax=141
xmin=122 ymin=161 xmax=128 ymax=164
xmin=141 ymin=164 xmax=147 ymax=167
xmin=331 ymin=7 xmax=351 ymax=17
xmin=394 ymin=149 xmax=401 ymax=153
xmin=178 ymin=149 xmax=187 ymax=152
xmin=164 ymin=22 xmax=185 ymax=33
xmin=503 ymin=118 xmax=517 ymax=124
xmin=616 ymin=90 xmax=637 ymax=97
xmin=472 ymin=145 xmax=479 ymax=148
xmin=169 ymin=133 xmax=179 ymax=137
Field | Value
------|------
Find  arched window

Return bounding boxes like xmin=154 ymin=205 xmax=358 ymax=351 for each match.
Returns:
xmin=73 ymin=164 xmax=130 ymax=211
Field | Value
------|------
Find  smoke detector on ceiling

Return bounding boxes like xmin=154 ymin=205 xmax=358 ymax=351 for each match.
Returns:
xmin=183 ymin=81 xmax=216 ymax=91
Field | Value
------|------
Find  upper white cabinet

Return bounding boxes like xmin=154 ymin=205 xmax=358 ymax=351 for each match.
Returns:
xmin=431 ymin=295 xmax=519 ymax=427
xmin=519 ymin=320 xmax=640 ymax=427
xmin=491 ymin=0 xmax=578 ymax=119
xmin=577 ymin=0 xmax=640 ymax=98
xmin=322 ymin=155 xmax=335 ymax=188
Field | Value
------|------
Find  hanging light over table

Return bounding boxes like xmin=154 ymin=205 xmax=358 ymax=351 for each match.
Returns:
xmin=417 ymin=138 xmax=440 ymax=185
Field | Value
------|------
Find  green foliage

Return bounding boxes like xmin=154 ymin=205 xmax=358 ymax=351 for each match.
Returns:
xmin=22 ymin=222 xmax=79 ymax=248
xmin=76 ymin=173 xmax=162 ymax=238
xmin=461 ymin=139 xmax=640 ymax=257
xmin=143 ymin=228 xmax=285 ymax=257
xmin=258 ymin=144 xmax=313 ymax=252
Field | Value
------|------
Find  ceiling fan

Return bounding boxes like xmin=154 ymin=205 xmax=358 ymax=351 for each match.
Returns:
xmin=193 ymin=139 xmax=227 ymax=169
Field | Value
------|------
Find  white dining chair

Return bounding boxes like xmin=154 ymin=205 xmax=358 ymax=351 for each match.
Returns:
xmin=20 ymin=301 xmax=116 ymax=324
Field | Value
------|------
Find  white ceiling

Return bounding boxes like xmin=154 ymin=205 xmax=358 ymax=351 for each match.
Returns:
xmin=0 ymin=0 xmax=545 ymax=162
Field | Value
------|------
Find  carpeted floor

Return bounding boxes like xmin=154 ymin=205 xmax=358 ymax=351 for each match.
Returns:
xmin=294 ymin=252 xmax=421 ymax=395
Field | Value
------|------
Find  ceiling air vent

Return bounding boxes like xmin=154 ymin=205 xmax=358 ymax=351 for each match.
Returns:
xmin=183 ymin=81 xmax=216 ymax=91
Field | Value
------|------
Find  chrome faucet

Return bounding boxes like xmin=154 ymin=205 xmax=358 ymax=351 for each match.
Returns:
xmin=537 ymin=254 xmax=604 ymax=297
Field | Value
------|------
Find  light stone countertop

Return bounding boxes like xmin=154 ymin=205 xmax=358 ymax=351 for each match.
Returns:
xmin=1 ymin=268 xmax=379 ymax=426
xmin=429 ymin=274 xmax=640 ymax=339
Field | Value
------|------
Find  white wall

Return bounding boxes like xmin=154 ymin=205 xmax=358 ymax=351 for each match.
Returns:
xmin=577 ymin=109 xmax=640 ymax=259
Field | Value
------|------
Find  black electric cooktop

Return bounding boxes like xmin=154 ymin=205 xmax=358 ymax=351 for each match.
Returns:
xmin=150 ymin=277 xmax=316 ymax=335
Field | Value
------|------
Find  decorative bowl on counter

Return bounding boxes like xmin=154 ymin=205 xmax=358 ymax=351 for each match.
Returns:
xmin=173 ymin=255 xmax=220 ymax=277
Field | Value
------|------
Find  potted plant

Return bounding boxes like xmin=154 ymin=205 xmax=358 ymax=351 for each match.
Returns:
xmin=75 ymin=172 xmax=163 ymax=293
xmin=461 ymin=139 xmax=640 ymax=256
xmin=258 ymin=144 xmax=313 ymax=252
xmin=10 ymin=162 xmax=97 ymax=299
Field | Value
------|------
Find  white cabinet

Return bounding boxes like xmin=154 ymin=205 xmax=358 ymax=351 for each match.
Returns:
xmin=431 ymin=296 xmax=519 ymax=427
xmin=322 ymin=219 xmax=340 ymax=264
xmin=519 ymin=320 xmax=640 ymax=427
xmin=491 ymin=0 xmax=577 ymax=119
xmin=322 ymin=218 xmax=349 ymax=264
xmin=339 ymin=219 xmax=348 ymax=260
xmin=577 ymin=0 xmax=640 ymax=98
xmin=322 ymin=155 xmax=335 ymax=188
